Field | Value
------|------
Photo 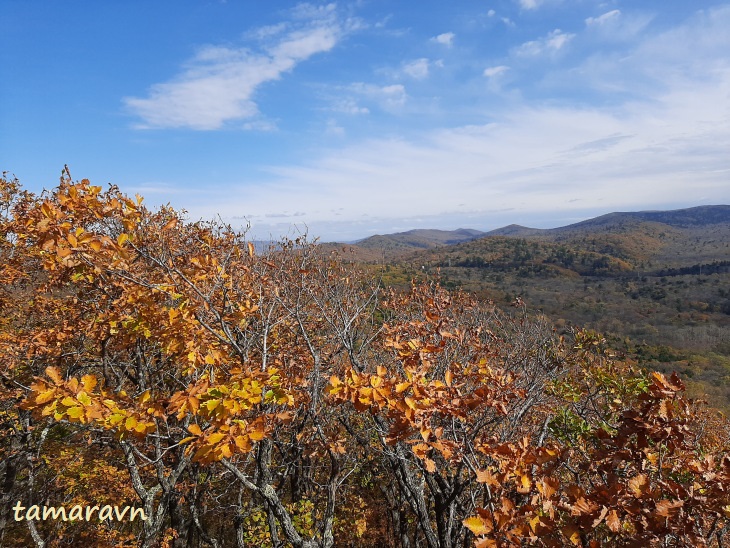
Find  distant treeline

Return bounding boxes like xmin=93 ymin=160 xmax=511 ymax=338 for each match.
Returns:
xmin=653 ymin=260 xmax=730 ymax=277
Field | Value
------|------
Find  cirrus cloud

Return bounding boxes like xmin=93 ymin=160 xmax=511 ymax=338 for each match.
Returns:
xmin=124 ymin=4 xmax=348 ymax=130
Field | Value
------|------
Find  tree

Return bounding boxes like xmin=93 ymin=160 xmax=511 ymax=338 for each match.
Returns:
xmin=1 ymin=171 xmax=729 ymax=547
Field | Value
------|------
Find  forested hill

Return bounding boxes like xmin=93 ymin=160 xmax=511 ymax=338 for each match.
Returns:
xmin=555 ymin=205 xmax=730 ymax=231
xmin=337 ymin=205 xmax=730 ymax=412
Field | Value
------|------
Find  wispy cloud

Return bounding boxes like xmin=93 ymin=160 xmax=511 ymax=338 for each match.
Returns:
xmin=585 ymin=9 xmax=621 ymax=27
xmin=402 ymin=58 xmax=430 ymax=79
xmin=330 ymin=98 xmax=370 ymax=115
xmin=515 ymin=29 xmax=575 ymax=56
xmin=483 ymin=65 xmax=510 ymax=78
xmin=124 ymin=4 xmax=346 ymax=130
xmin=431 ymin=32 xmax=455 ymax=47
xmin=518 ymin=0 xmax=543 ymax=10
xmin=200 ymin=6 xmax=730 ymax=240
xmin=584 ymin=9 xmax=652 ymax=42
xmin=347 ymin=83 xmax=407 ymax=112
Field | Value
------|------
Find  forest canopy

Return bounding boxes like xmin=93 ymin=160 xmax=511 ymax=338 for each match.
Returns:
xmin=1 ymin=171 xmax=729 ymax=547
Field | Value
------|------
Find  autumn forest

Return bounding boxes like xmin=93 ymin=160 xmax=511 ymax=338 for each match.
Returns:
xmin=2 ymin=172 xmax=730 ymax=547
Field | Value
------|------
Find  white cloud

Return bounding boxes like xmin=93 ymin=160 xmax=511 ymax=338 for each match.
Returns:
xmin=487 ymin=9 xmax=496 ymax=17
xmin=431 ymin=32 xmax=455 ymax=47
xmin=325 ymin=119 xmax=345 ymax=136
xmin=584 ymin=9 xmax=652 ymax=42
xmin=140 ymin=5 xmax=730 ymax=242
xmin=331 ymin=98 xmax=370 ymax=115
xmin=515 ymin=29 xmax=574 ymax=56
xmin=483 ymin=65 xmax=509 ymax=78
xmin=222 ymin=70 xmax=729 ymax=240
xmin=402 ymin=58 xmax=430 ymax=79
xmin=348 ymin=83 xmax=407 ymax=111
xmin=518 ymin=0 xmax=543 ymax=10
xmin=585 ymin=9 xmax=621 ymax=27
xmin=124 ymin=5 xmax=344 ymax=130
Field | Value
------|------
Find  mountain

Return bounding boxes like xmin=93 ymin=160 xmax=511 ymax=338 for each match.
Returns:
xmin=555 ymin=205 xmax=730 ymax=231
xmin=485 ymin=224 xmax=542 ymax=237
xmin=331 ymin=205 xmax=730 ymax=266
xmin=354 ymin=228 xmax=486 ymax=252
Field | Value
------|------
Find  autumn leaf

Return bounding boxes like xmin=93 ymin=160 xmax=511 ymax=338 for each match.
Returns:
xmin=463 ymin=516 xmax=489 ymax=536
xmin=606 ymin=510 xmax=621 ymax=533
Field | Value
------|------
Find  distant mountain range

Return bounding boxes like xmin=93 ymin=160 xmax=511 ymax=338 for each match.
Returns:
xmin=321 ymin=204 xmax=730 ymax=413
xmin=327 ymin=206 xmax=730 ymax=261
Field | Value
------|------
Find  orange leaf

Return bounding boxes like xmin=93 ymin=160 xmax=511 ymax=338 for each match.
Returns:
xmin=163 ymin=217 xmax=178 ymax=231
xmin=395 ymin=382 xmax=411 ymax=394
xmin=45 ymin=366 xmax=63 ymax=385
xmin=424 ymin=458 xmax=436 ymax=473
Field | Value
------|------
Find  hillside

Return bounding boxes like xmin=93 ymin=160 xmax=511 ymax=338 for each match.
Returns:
xmin=354 ymin=228 xmax=485 ymax=254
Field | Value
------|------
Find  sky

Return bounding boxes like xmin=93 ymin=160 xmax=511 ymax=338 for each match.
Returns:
xmin=2 ymin=1 xmax=729 ymax=242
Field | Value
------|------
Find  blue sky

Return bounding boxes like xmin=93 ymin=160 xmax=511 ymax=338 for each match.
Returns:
xmin=2 ymin=1 xmax=729 ymax=241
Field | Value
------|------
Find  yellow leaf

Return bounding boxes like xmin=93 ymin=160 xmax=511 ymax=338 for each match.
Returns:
xmin=34 ymin=389 xmax=57 ymax=405
xmin=204 ymin=399 xmax=220 ymax=411
xmin=66 ymin=406 xmax=85 ymax=420
xmin=463 ymin=516 xmax=489 ymax=536
xmin=125 ymin=416 xmax=138 ymax=430
xmin=76 ymin=391 xmax=92 ymax=406
xmin=81 ymin=374 xmax=97 ymax=392
xmin=234 ymin=435 xmax=252 ymax=452
xmin=249 ymin=429 xmax=265 ymax=442
xmin=208 ymin=432 xmax=226 ymax=444
xmin=108 ymin=413 xmax=125 ymax=426
xmin=89 ymin=239 xmax=102 ymax=252
xmin=517 ymin=473 xmax=532 ymax=494
xmin=395 ymin=382 xmax=411 ymax=394
xmin=188 ymin=424 xmax=202 ymax=436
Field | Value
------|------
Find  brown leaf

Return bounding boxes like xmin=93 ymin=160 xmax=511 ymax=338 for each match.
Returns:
xmin=606 ymin=510 xmax=621 ymax=533
xmin=655 ymin=499 xmax=683 ymax=518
